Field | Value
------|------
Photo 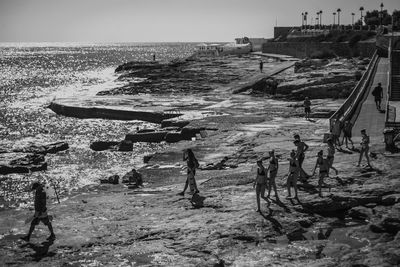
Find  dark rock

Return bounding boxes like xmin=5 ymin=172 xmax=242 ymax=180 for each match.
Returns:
xmin=143 ymin=154 xmax=153 ymax=163
xmin=90 ymin=141 xmax=120 ymax=151
xmin=137 ymin=129 xmax=156 ymax=133
xmin=125 ymin=132 xmax=168 ymax=143
xmin=0 ymin=153 xmax=47 ymax=175
xmin=118 ymin=140 xmax=133 ymax=152
xmin=122 ymin=169 xmax=143 ymax=187
xmin=161 ymin=119 xmax=190 ymax=129
xmin=12 ymin=142 xmax=69 ymax=155
xmin=347 ymin=206 xmax=372 ymax=220
xmin=165 ymin=132 xmax=185 ymax=143
xmin=100 ymin=175 xmax=119 ymax=185
xmin=381 ymin=194 xmax=400 ymax=206
xmin=115 ymin=61 xmax=162 ymax=73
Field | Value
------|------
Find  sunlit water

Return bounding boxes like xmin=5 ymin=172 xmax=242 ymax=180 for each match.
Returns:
xmin=0 ymin=42 xmax=196 ymax=208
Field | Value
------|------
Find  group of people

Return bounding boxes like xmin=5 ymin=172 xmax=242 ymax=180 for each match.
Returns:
xmin=21 ymin=128 xmax=373 ymax=240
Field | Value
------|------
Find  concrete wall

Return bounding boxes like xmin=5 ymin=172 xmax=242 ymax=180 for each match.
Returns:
xmin=274 ymin=27 xmax=300 ymax=39
xmin=262 ymin=41 xmax=376 ymax=58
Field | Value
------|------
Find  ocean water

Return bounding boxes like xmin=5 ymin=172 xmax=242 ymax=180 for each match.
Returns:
xmin=0 ymin=42 xmax=196 ymax=208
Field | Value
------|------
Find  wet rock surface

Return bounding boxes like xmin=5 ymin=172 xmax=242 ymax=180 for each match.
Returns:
xmin=271 ymin=58 xmax=366 ymax=100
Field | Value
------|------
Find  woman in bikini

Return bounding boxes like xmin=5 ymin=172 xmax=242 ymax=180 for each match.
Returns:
xmin=266 ymin=150 xmax=279 ymax=201
xmin=312 ymin=150 xmax=330 ymax=197
xmin=254 ymin=159 xmax=268 ymax=212
xmin=357 ymin=129 xmax=372 ymax=167
xmin=287 ymin=150 xmax=299 ymax=199
xmin=178 ymin=148 xmax=199 ymax=196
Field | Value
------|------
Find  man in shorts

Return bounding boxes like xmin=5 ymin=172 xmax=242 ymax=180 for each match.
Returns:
xmin=21 ymin=182 xmax=55 ymax=242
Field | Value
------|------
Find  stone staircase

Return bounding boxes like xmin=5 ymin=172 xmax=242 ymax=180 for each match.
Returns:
xmin=391 ymin=50 xmax=400 ymax=101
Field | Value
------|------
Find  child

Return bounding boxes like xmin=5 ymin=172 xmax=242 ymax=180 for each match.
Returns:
xmin=357 ymin=129 xmax=372 ymax=167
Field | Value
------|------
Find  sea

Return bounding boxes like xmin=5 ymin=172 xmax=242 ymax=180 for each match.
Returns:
xmin=0 ymin=42 xmax=196 ymax=208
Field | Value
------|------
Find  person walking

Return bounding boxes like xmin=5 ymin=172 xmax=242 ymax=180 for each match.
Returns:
xmin=178 ymin=149 xmax=200 ymax=196
xmin=254 ymin=159 xmax=268 ymax=212
xmin=331 ymin=119 xmax=342 ymax=148
xmin=266 ymin=150 xmax=279 ymax=201
xmin=357 ymin=129 xmax=372 ymax=167
xmin=21 ymin=182 xmax=56 ymax=242
xmin=371 ymin=82 xmax=383 ymax=110
xmin=312 ymin=150 xmax=330 ymax=197
xmin=304 ymin=97 xmax=311 ymax=120
xmin=293 ymin=134 xmax=310 ymax=182
xmin=259 ymin=60 xmax=264 ymax=73
xmin=287 ymin=150 xmax=299 ymax=199
xmin=327 ymin=138 xmax=339 ymax=176
xmin=341 ymin=120 xmax=354 ymax=149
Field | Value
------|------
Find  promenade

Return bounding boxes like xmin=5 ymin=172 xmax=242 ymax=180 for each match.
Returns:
xmin=352 ymin=57 xmax=389 ymax=140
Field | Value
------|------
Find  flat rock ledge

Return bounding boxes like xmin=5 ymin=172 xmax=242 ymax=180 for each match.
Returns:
xmin=48 ymin=102 xmax=181 ymax=124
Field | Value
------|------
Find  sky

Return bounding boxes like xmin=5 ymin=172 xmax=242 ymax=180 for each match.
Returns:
xmin=0 ymin=0 xmax=399 ymax=43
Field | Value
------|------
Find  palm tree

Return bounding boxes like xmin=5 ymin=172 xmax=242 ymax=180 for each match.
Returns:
xmin=337 ymin=8 xmax=342 ymax=26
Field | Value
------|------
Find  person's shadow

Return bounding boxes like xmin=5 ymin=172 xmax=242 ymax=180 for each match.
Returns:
xmin=21 ymin=239 xmax=56 ymax=262
xmin=259 ymin=207 xmax=283 ymax=234
xmin=190 ymin=193 xmax=206 ymax=209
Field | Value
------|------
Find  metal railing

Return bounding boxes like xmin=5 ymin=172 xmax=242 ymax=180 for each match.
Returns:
xmin=329 ymin=50 xmax=379 ymax=130
xmin=385 ymin=38 xmax=392 ymax=126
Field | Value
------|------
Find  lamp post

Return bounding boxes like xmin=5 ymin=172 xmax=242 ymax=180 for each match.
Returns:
xmin=316 ymin=12 xmax=320 ymax=29
xmin=360 ymin=6 xmax=364 ymax=29
xmin=305 ymin=12 xmax=308 ymax=29
xmin=301 ymin=12 xmax=304 ymax=29
xmin=351 ymin=12 xmax=355 ymax=29
xmin=319 ymin=10 xmax=323 ymax=28
xmin=380 ymin=3 xmax=384 ymax=26
xmin=333 ymin=12 xmax=336 ymax=28
xmin=337 ymin=8 xmax=342 ymax=28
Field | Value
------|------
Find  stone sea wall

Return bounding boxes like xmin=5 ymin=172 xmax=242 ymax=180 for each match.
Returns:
xmin=262 ymin=41 xmax=376 ymax=58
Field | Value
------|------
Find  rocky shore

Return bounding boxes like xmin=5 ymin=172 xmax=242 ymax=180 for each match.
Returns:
xmin=1 ymin=55 xmax=399 ymax=266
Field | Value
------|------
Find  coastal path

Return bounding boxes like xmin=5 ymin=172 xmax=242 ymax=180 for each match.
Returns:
xmin=352 ymin=57 xmax=389 ymax=139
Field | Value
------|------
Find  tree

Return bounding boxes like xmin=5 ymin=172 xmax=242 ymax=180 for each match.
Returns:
xmin=392 ymin=10 xmax=400 ymax=29
xmin=364 ymin=9 xmax=391 ymax=26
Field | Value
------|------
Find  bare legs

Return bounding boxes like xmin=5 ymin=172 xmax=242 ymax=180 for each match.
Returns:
xmin=255 ymin=184 xmax=266 ymax=212
xmin=358 ymin=147 xmax=371 ymax=167
xmin=286 ymin=172 xmax=298 ymax=199
xmin=267 ymin=172 xmax=279 ymax=201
